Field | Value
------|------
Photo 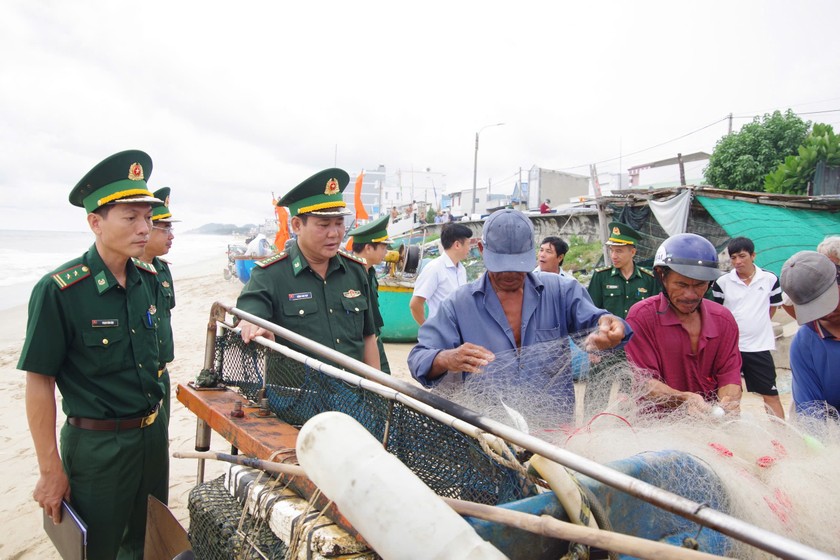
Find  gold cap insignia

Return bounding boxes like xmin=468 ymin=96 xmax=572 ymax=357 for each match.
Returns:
xmin=612 ymin=226 xmax=620 ymax=235
xmin=325 ymin=178 xmax=340 ymax=195
xmin=128 ymin=163 xmax=145 ymax=181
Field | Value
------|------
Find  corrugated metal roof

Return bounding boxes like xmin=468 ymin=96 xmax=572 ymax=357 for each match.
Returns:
xmin=697 ymin=195 xmax=840 ymax=276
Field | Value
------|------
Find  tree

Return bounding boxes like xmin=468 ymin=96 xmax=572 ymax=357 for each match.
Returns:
xmin=704 ymin=110 xmax=810 ymax=192
xmin=765 ymin=123 xmax=840 ymax=194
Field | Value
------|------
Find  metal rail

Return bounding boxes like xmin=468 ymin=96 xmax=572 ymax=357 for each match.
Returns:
xmin=215 ymin=302 xmax=836 ymax=560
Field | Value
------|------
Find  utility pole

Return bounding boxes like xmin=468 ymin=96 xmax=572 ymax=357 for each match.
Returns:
xmin=678 ymin=153 xmax=686 ymax=186
xmin=728 ymin=113 xmax=733 ymax=135
xmin=471 ymin=122 xmax=505 ymax=216
xmin=590 ymin=163 xmax=610 ymax=264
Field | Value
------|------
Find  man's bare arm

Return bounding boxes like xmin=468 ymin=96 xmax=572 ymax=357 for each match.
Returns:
xmin=643 ymin=378 xmax=711 ymax=413
xmin=409 ymin=296 xmax=426 ymax=326
xmin=363 ymin=334 xmax=381 ymax=370
xmin=717 ymin=383 xmax=742 ymax=414
xmin=26 ymin=372 xmax=69 ymax=524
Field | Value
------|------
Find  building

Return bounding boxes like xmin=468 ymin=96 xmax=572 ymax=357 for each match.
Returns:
xmin=527 ymin=166 xmax=590 ymax=209
xmin=628 ymin=152 xmax=710 ymax=188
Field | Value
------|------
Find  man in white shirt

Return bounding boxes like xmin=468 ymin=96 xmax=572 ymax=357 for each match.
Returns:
xmin=410 ymin=223 xmax=473 ymax=325
xmin=712 ymin=237 xmax=784 ymax=418
xmin=534 ymin=236 xmax=572 ymax=278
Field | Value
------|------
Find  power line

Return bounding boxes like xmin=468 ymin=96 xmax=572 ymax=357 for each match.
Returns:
xmin=557 ymin=117 xmax=728 ymax=172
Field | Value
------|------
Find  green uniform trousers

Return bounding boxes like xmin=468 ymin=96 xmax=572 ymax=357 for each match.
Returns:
xmin=60 ymin=417 xmax=168 ymax=560
xmin=377 ymin=337 xmax=391 ymax=374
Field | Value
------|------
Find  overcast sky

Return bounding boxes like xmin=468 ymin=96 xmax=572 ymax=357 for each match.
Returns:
xmin=2 ymin=0 xmax=839 ymax=232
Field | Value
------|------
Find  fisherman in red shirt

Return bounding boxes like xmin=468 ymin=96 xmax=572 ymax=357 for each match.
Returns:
xmin=625 ymin=233 xmax=743 ymax=415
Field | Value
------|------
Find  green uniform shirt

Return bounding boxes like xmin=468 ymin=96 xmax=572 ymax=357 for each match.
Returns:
xmin=367 ymin=266 xmax=384 ymax=334
xmin=366 ymin=266 xmax=391 ymax=374
xmin=17 ymin=245 xmax=163 ymax=419
xmin=236 ymin=241 xmax=376 ymax=363
xmin=152 ymin=257 xmax=175 ymax=364
xmin=587 ymin=264 xmax=660 ymax=319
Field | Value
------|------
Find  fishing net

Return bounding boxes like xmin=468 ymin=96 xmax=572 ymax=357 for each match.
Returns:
xmin=188 ymin=475 xmax=287 ymax=560
xmin=437 ymin=329 xmax=840 ymax=559
xmin=213 ymin=327 xmax=535 ymax=506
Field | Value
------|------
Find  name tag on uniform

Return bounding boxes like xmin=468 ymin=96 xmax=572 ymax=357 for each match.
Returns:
xmin=288 ymin=292 xmax=312 ymax=301
xmin=606 ymin=285 xmax=619 ymax=289
xmin=92 ymin=319 xmax=119 ymax=327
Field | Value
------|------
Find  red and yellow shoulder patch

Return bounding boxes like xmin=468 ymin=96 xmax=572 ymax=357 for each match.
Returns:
xmin=255 ymin=252 xmax=288 ymax=269
xmin=339 ymin=249 xmax=367 ymax=266
xmin=51 ymin=264 xmax=91 ymax=290
xmin=132 ymin=258 xmax=158 ymax=275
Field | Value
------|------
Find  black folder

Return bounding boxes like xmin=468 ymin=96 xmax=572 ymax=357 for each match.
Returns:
xmin=43 ymin=500 xmax=87 ymax=560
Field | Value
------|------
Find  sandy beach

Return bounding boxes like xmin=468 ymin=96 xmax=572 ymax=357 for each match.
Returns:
xmin=0 ymin=262 xmax=794 ymax=559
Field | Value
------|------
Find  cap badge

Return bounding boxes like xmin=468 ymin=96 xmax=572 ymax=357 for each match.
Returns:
xmin=325 ymin=178 xmax=340 ymax=195
xmin=612 ymin=226 xmax=620 ymax=235
xmin=164 ymin=195 xmax=170 ymax=206
xmin=128 ymin=163 xmax=145 ymax=181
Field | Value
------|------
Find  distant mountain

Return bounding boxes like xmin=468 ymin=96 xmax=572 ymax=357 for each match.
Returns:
xmin=189 ymin=223 xmax=258 ymax=235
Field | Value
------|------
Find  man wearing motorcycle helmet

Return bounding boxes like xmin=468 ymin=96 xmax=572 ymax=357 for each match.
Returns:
xmin=625 ymin=233 xmax=743 ymax=415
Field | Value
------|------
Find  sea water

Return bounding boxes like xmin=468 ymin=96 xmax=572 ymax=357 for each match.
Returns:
xmin=0 ymin=230 xmax=238 ymax=311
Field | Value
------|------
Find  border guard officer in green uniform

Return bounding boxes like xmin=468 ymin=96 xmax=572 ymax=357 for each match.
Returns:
xmin=349 ymin=214 xmax=393 ymax=374
xmin=236 ymin=169 xmax=380 ymax=415
xmin=139 ymin=187 xmax=178 ymax=428
xmin=584 ymin=221 xmax=659 ymax=417
xmin=587 ymin=221 xmax=659 ymax=318
xmin=19 ymin=150 xmax=169 ymax=560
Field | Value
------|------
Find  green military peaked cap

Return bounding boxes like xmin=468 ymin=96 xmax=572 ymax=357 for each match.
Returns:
xmin=606 ymin=221 xmax=642 ymax=246
xmin=348 ymin=214 xmax=392 ymax=244
xmin=151 ymin=187 xmax=180 ymax=222
xmin=277 ymin=168 xmax=351 ymax=217
xmin=69 ymin=150 xmax=163 ymax=213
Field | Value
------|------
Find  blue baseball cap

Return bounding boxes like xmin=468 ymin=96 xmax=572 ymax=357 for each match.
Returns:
xmin=481 ymin=209 xmax=537 ymax=273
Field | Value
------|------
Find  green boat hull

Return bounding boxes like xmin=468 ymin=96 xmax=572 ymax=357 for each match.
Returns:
xmin=378 ymin=284 xmax=418 ymax=342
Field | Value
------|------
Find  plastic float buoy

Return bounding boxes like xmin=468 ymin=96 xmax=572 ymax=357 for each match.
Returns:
xmin=297 ymin=411 xmax=507 ymax=560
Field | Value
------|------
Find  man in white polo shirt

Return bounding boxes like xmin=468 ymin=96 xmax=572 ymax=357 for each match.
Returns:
xmin=712 ymin=236 xmax=784 ymax=418
xmin=410 ymin=223 xmax=473 ymax=325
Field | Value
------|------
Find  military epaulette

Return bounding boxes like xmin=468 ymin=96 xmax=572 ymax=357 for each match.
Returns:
xmin=339 ymin=249 xmax=367 ymax=266
xmin=594 ymin=265 xmax=612 ymax=273
xmin=51 ymin=264 xmax=91 ymax=290
xmin=132 ymin=258 xmax=158 ymax=275
xmin=255 ymin=252 xmax=288 ymax=268
xmin=639 ymin=266 xmax=655 ymax=277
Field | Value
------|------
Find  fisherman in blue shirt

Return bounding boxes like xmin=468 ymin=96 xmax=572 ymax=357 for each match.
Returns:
xmin=408 ymin=209 xmax=631 ymax=420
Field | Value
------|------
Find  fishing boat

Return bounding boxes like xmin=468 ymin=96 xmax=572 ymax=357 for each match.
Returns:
xmin=165 ymin=302 xmax=831 ymax=560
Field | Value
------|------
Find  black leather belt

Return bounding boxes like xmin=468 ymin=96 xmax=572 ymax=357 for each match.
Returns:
xmin=68 ymin=402 xmax=161 ymax=431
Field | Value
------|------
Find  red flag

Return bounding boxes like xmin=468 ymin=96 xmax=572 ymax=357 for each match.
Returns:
xmin=353 ymin=171 xmax=369 ymax=220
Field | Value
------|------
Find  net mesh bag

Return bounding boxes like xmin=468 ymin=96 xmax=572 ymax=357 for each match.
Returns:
xmin=188 ymin=475 xmax=287 ymax=560
xmin=213 ymin=328 xmax=534 ymax=505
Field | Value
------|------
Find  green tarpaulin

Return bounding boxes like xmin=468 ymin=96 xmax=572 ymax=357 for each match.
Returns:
xmin=697 ymin=196 xmax=840 ymax=276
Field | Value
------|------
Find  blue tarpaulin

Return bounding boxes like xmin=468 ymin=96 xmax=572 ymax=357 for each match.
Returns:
xmin=697 ymin=196 xmax=840 ymax=276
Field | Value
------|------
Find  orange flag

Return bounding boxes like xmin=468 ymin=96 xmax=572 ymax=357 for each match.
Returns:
xmin=353 ymin=171 xmax=369 ymax=220
xmin=273 ymin=201 xmax=290 ymax=252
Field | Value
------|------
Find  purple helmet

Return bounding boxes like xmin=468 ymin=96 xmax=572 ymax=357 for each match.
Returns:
xmin=653 ymin=233 xmax=724 ymax=282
